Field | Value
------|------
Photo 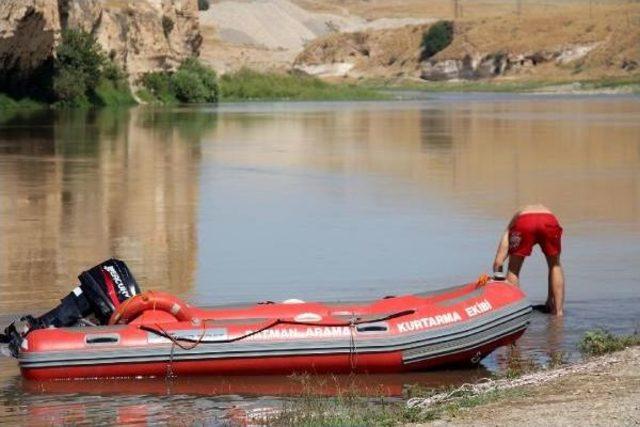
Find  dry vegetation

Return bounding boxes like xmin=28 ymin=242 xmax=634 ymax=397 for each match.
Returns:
xmin=293 ymin=0 xmax=456 ymax=19
xmin=293 ymin=0 xmax=634 ymax=21
xmin=436 ymin=2 xmax=640 ymax=80
xmin=292 ymin=0 xmax=640 ymax=83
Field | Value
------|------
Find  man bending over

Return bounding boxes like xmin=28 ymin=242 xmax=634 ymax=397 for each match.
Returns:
xmin=493 ymin=204 xmax=565 ymax=316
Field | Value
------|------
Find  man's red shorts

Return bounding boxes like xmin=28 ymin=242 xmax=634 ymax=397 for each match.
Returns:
xmin=508 ymin=213 xmax=562 ymax=257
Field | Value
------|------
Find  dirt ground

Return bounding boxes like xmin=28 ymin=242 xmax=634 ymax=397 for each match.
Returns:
xmin=420 ymin=347 xmax=640 ymax=426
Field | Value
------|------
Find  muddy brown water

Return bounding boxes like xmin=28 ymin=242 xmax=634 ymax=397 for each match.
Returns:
xmin=1 ymin=95 xmax=639 ymax=424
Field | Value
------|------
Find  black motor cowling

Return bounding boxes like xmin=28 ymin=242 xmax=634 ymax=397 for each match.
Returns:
xmin=78 ymin=258 xmax=141 ymax=323
xmin=1 ymin=259 xmax=141 ymax=357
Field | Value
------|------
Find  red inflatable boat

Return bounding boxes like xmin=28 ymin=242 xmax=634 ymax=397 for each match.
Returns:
xmin=15 ymin=274 xmax=531 ymax=380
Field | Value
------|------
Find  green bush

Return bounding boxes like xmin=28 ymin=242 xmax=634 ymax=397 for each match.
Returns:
xmin=139 ymin=58 xmax=219 ymax=104
xmin=198 ymin=0 xmax=210 ymax=11
xmin=140 ymin=72 xmax=175 ymax=103
xmin=55 ymin=30 xmax=105 ymax=90
xmin=53 ymin=68 xmax=89 ymax=106
xmin=52 ymin=29 xmax=134 ymax=107
xmin=176 ymin=58 xmax=219 ymax=102
xmin=140 ymin=72 xmax=171 ymax=94
xmin=102 ymin=61 xmax=126 ymax=82
xmin=421 ymin=21 xmax=454 ymax=60
xmin=172 ymin=70 xmax=210 ymax=102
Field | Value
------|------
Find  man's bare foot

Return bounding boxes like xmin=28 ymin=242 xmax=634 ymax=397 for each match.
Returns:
xmin=532 ymin=304 xmax=551 ymax=313
xmin=532 ymin=303 xmax=563 ymax=316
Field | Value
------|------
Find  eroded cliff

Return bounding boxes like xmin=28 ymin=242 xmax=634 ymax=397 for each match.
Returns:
xmin=0 ymin=0 xmax=60 ymax=98
xmin=0 ymin=0 xmax=201 ymax=98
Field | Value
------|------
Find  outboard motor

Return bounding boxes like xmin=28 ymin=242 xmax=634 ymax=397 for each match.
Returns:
xmin=1 ymin=259 xmax=141 ymax=357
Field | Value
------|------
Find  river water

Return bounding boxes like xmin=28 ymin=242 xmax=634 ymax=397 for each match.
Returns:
xmin=1 ymin=94 xmax=639 ymax=424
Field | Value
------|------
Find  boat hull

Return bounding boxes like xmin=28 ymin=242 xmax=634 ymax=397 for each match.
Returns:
xmin=19 ymin=280 xmax=531 ymax=380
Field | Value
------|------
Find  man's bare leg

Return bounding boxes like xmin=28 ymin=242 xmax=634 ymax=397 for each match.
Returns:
xmin=545 ymin=254 xmax=565 ymax=316
xmin=507 ymin=255 xmax=525 ymax=286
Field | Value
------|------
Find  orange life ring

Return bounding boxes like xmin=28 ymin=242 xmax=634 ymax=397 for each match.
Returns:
xmin=108 ymin=291 xmax=194 ymax=325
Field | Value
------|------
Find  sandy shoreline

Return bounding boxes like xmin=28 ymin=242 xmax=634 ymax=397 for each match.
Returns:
xmin=412 ymin=347 xmax=640 ymax=426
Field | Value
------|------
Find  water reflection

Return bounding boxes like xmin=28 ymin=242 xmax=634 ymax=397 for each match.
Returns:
xmin=0 ymin=108 xmax=214 ymax=312
xmin=20 ymin=370 xmax=489 ymax=398
xmin=206 ymin=98 xmax=640 ymax=226
xmin=191 ymin=98 xmax=639 ymax=306
xmin=6 ymin=370 xmax=489 ymax=425
xmin=1 ymin=98 xmax=638 ymax=318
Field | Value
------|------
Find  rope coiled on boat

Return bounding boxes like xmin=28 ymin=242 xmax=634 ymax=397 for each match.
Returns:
xmin=139 ymin=309 xmax=415 ymax=350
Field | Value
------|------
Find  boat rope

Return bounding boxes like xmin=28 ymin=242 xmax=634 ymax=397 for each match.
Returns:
xmin=139 ymin=309 xmax=415 ymax=350
xmin=348 ymin=316 xmax=357 ymax=370
xmin=109 ymin=291 xmax=146 ymax=325
xmin=164 ymin=321 xmax=211 ymax=373
xmin=167 ymin=342 xmax=175 ymax=378
xmin=147 ymin=319 xmax=216 ymax=351
xmin=475 ymin=274 xmax=490 ymax=288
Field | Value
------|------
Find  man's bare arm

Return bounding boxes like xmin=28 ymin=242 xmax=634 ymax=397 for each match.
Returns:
xmin=493 ymin=211 xmax=521 ymax=271
xmin=493 ymin=229 xmax=510 ymax=272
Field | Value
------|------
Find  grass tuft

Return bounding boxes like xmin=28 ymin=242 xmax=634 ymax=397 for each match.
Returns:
xmin=578 ymin=329 xmax=640 ymax=357
xmin=219 ymin=69 xmax=385 ymax=102
xmin=264 ymin=380 xmax=527 ymax=426
xmin=0 ymin=94 xmax=44 ymax=110
xmin=438 ymin=388 xmax=529 ymax=419
xmin=268 ymin=397 xmax=433 ymax=426
xmin=93 ymin=79 xmax=136 ymax=107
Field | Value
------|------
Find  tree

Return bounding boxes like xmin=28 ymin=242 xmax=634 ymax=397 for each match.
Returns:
xmin=55 ymin=30 xmax=105 ymax=89
xmin=421 ymin=21 xmax=454 ymax=60
xmin=52 ymin=68 xmax=88 ymax=105
xmin=52 ymin=29 xmax=132 ymax=106
xmin=53 ymin=30 xmax=106 ymax=105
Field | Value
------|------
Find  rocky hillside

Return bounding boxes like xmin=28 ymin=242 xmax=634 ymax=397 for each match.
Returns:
xmin=198 ymin=0 xmax=432 ymax=74
xmin=0 ymin=0 xmax=201 ymax=98
xmin=420 ymin=4 xmax=639 ymax=81
xmin=294 ymin=24 xmax=430 ymax=79
xmin=293 ymin=2 xmax=640 ymax=83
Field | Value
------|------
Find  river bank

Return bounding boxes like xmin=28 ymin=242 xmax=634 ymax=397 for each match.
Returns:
xmin=377 ymin=76 xmax=640 ymax=95
xmin=3 ymin=74 xmax=639 ymax=112
xmin=246 ymin=332 xmax=640 ymax=425
xmin=414 ymin=346 xmax=640 ymax=426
